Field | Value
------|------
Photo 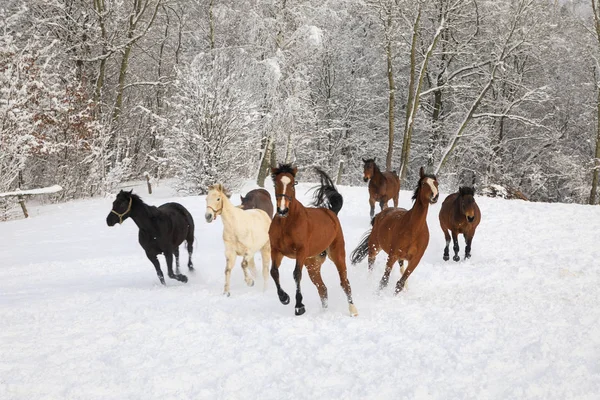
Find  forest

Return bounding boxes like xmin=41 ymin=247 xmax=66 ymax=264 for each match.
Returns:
xmin=1 ymin=0 xmax=598 ymax=208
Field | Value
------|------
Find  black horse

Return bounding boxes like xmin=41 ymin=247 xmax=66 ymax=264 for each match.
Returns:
xmin=106 ymin=190 xmax=195 ymax=285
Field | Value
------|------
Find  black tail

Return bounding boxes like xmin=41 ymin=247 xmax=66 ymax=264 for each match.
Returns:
xmin=350 ymin=229 xmax=372 ymax=265
xmin=311 ymin=167 xmax=343 ymax=215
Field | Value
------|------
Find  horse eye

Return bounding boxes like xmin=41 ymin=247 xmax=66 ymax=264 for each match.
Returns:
xmin=217 ymin=198 xmax=221 ymax=201
xmin=294 ymin=181 xmax=298 ymax=186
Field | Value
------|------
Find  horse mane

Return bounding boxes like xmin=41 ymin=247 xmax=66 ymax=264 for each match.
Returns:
xmin=208 ymin=183 xmax=232 ymax=198
xmin=119 ymin=190 xmax=143 ymax=204
xmin=459 ymin=186 xmax=475 ymax=197
xmin=412 ymin=173 xmax=438 ymax=201
xmin=271 ymin=163 xmax=297 ymax=180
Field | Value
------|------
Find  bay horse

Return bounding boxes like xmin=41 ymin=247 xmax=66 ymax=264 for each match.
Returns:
xmin=239 ymin=188 xmax=274 ymax=219
xmin=269 ymin=164 xmax=358 ymax=317
xmin=351 ymin=167 xmax=438 ymax=293
xmin=362 ymin=157 xmax=400 ymax=218
xmin=106 ymin=190 xmax=194 ymax=285
xmin=205 ymin=184 xmax=271 ymax=296
xmin=439 ymin=186 xmax=481 ymax=261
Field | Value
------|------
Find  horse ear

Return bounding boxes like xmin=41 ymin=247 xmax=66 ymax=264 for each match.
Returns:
xmin=373 ymin=157 xmax=377 ymax=162
xmin=240 ymin=195 xmax=244 ymax=203
xmin=419 ymin=167 xmax=425 ymax=178
xmin=292 ymin=166 xmax=298 ymax=176
xmin=128 ymin=189 xmax=133 ymax=195
xmin=362 ymin=158 xmax=367 ymax=163
xmin=270 ymin=167 xmax=278 ymax=176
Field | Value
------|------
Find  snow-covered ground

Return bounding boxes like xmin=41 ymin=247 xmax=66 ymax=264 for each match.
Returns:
xmin=1 ymin=180 xmax=599 ymax=399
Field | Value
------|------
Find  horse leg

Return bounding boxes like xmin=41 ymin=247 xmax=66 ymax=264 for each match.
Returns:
xmin=395 ymin=254 xmax=423 ymax=294
xmin=367 ymin=239 xmax=381 ymax=272
xmin=173 ymin=247 xmax=181 ymax=275
xmin=306 ymin=256 xmax=328 ymax=309
xmin=241 ymin=256 xmax=255 ymax=287
xmin=329 ymin=240 xmax=358 ymax=316
xmin=165 ymin=251 xmax=188 ymax=283
xmin=442 ymin=228 xmax=451 ymax=261
xmin=146 ymin=252 xmax=165 ymax=285
xmin=379 ymin=254 xmax=398 ymax=290
xmin=260 ymin=243 xmax=270 ymax=292
xmin=223 ymin=250 xmax=236 ymax=296
xmin=379 ymin=200 xmax=387 ymax=211
xmin=270 ymin=251 xmax=290 ymax=305
xmin=186 ymin=235 xmax=194 ymax=271
xmin=393 ymin=193 xmax=399 ymax=208
xmin=451 ymin=231 xmax=460 ymax=262
xmin=369 ymin=197 xmax=376 ymax=219
xmin=465 ymin=234 xmax=474 ymax=259
xmin=293 ymin=260 xmax=306 ymax=316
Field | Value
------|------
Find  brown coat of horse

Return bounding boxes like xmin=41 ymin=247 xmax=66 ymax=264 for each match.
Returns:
xmin=362 ymin=158 xmax=400 ymax=218
xmin=351 ymin=167 xmax=439 ymax=293
xmin=268 ymin=164 xmax=358 ymax=317
xmin=240 ymin=188 xmax=274 ymax=219
xmin=439 ymin=186 xmax=481 ymax=261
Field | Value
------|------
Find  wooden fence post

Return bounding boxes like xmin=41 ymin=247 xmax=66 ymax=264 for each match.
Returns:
xmin=17 ymin=195 xmax=29 ymax=218
xmin=145 ymin=172 xmax=153 ymax=194
xmin=336 ymin=160 xmax=344 ymax=185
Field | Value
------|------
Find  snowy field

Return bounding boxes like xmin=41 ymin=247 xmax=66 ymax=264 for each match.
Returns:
xmin=1 ymin=179 xmax=600 ymax=399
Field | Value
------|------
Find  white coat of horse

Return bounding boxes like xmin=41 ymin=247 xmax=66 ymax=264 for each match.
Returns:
xmin=205 ymin=184 xmax=271 ymax=296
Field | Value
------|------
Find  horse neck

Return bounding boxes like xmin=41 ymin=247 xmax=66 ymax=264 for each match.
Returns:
xmin=371 ymin=164 xmax=385 ymax=184
xmin=219 ymin=194 xmax=240 ymax=226
xmin=129 ymin=199 xmax=158 ymax=233
xmin=407 ymin=190 xmax=430 ymax=225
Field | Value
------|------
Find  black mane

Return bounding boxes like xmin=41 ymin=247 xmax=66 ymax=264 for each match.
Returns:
xmin=412 ymin=174 xmax=438 ymax=201
xmin=271 ymin=163 xmax=297 ymax=181
xmin=459 ymin=186 xmax=475 ymax=197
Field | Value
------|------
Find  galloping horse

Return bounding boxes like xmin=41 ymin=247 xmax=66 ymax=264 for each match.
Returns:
xmin=439 ymin=186 xmax=481 ymax=261
xmin=351 ymin=167 xmax=438 ymax=293
xmin=239 ymin=188 xmax=274 ymax=219
xmin=205 ymin=184 xmax=271 ymax=296
xmin=106 ymin=190 xmax=194 ymax=285
xmin=362 ymin=157 xmax=400 ymax=218
xmin=269 ymin=164 xmax=358 ymax=316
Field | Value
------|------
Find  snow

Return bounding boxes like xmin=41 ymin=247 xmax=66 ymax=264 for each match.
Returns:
xmin=1 ymin=182 xmax=600 ymax=399
xmin=0 ymin=184 xmax=62 ymax=198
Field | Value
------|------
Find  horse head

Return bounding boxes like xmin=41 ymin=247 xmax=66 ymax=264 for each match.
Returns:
xmin=413 ymin=167 xmax=439 ymax=204
xmin=107 ymin=190 xmax=134 ymax=226
xmin=458 ymin=186 xmax=477 ymax=223
xmin=205 ymin=183 xmax=231 ymax=223
xmin=271 ymin=163 xmax=298 ymax=218
xmin=362 ymin=158 xmax=376 ymax=182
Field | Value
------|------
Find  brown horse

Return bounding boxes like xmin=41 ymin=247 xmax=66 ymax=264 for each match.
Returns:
xmin=268 ymin=164 xmax=358 ymax=316
xmin=439 ymin=186 xmax=481 ymax=261
xmin=351 ymin=167 xmax=439 ymax=293
xmin=240 ymin=188 xmax=274 ymax=219
xmin=362 ymin=158 xmax=400 ymax=218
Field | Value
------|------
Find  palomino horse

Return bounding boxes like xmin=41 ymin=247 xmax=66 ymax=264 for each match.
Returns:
xmin=439 ymin=186 xmax=481 ymax=261
xmin=239 ymin=188 xmax=274 ymax=219
xmin=205 ymin=184 xmax=271 ymax=296
xmin=269 ymin=164 xmax=358 ymax=316
xmin=351 ymin=167 xmax=438 ymax=293
xmin=362 ymin=157 xmax=401 ymax=218
xmin=106 ymin=190 xmax=194 ymax=285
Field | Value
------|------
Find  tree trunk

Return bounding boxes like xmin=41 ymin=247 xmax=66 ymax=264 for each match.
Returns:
xmin=385 ymin=9 xmax=395 ymax=172
xmin=257 ymin=134 xmax=275 ymax=187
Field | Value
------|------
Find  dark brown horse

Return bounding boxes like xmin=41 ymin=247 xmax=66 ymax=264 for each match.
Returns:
xmin=268 ymin=164 xmax=358 ymax=316
xmin=240 ymin=188 xmax=274 ymax=219
xmin=362 ymin=158 xmax=400 ymax=218
xmin=351 ymin=167 xmax=438 ymax=293
xmin=439 ymin=186 xmax=481 ymax=261
xmin=106 ymin=190 xmax=194 ymax=285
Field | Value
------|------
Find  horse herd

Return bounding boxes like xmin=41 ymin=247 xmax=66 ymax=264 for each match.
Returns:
xmin=106 ymin=159 xmax=481 ymax=317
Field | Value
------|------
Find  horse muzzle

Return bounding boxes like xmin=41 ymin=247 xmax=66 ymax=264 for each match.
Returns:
xmin=430 ymin=194 xmax=439 ymax=204
xmin=277 ymin=208 xmax=289 ymax=218
xmin=205 ymin=212 xmax=215 ymax=223
xmin=467 ymin=215 xmax=475 ymax=223
xmin=363 ymin=177 xmax=369 ymax=183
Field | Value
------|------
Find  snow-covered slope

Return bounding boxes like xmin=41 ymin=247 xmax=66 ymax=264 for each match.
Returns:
xmin=1 ymin=181 xmax=599 ymax=399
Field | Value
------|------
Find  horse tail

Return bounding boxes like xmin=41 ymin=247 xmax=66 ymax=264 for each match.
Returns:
xmin=311 ymin=167 xmax=344 ymax=215
xmin=350 ymin=229 xmax=372 ymax=265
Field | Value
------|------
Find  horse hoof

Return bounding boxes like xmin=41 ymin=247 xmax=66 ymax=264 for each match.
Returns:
xmin=179 ymin=275 xmax=188 ymax=283
xmin=279 ymin=292 xmax=290 ymax=305
xmin=247 ymin=280 xmax=255 ymax=287
xmin=453 ymin=255 xmax=460 ymax=262
xmin=224 ymin=292 xmax=231 ymax=297
xmin=159 ymin=278 xmax=166 ymax=285
xmin=465 ymin=254 xmax=471 ymax=259
xmin=188 ymin=265 xmax=195 ymax=272
xmin=349 ymin=304 xmax=358 ymax=317
xmin=443 ymin=255 xmax=449 ymax=261
xmin=295 ymin=306 xmax=306 ymax=316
